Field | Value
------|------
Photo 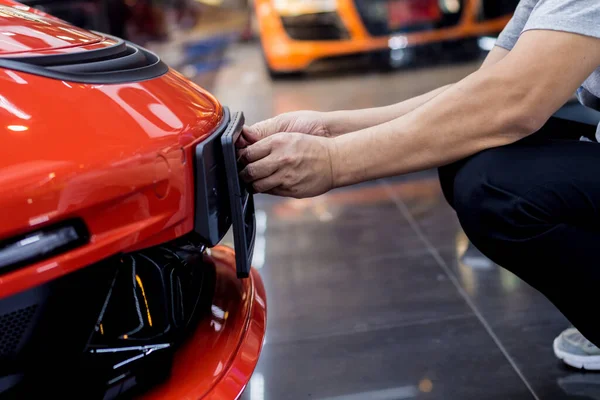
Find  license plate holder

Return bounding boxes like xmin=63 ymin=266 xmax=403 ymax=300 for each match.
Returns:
xmin=220 ymin=111 xmax=255 ymax=279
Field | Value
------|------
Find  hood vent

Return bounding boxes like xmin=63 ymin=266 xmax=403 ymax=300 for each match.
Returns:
xmin=0 ymin=36 xmax=168 ymax=84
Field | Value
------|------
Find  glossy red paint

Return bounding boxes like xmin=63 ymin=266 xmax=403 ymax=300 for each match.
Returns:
xmin=0 ymin=1 xmax=226 ymax=300
xmin=0 ymin=0 xmax=113 ymax=55
xmin=0 ymin=3 xmax=267 ymax=398
xmin=139 ymin=246 xmax=267 ymax=400
xmin=0 ymin=66 xmax=224 ymax=299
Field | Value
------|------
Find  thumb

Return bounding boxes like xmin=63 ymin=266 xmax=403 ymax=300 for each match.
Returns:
xmin=237 ymin=120 xmax=274 ymax=148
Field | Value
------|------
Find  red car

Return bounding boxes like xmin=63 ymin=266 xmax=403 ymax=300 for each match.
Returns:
xmin=0 ymin=2 xmax=265 ymax=399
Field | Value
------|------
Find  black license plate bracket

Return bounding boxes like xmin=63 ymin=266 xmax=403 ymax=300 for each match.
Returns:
xmin=220 ymin=112 xmax=255 ymax=278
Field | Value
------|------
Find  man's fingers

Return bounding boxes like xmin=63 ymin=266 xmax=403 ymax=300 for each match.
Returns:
xmin=236 ymin=130 xmax=252 ymax=148
xmin=240 ymin=157 xmax=279 ymax=183
xmin=237 ymin=117 xmax=282 ymax=148
xmin=239 ymin=135 xmax=278 ymax=164
xmin=251 ymin=171 xmax=286 ymax=194
xmin=236 ymin=125 xmax=261 ymax=148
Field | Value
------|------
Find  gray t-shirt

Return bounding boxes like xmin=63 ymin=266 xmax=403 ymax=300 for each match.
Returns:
xmin=496 ymin=0 xmax=600 ymax=127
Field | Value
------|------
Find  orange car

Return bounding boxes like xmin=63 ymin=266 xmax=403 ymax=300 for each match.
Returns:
xmin=254 ymin=0 xmax=518 ymax=76
xmin=0 ymin=2 xmax=264 ymax=399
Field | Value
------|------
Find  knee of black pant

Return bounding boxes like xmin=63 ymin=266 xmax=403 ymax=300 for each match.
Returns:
xmin=449 ymin=150 xmax=554 ymax=260
xmin=438 ymin=164 xmax=459 ymax=209
xmin=451 ymin=162 xmax=491 ymax=242
xmin=438 ymin=156 xmax=473 ymax=209
xmin=438 ymin=153 xmax=502 ymax=244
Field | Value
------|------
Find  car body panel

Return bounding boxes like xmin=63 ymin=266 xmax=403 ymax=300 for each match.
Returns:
xmin=0 ymin=6 xmax=101 ymax=54
xmin=0 ymin=0 xmax=116 ymax=55
xmin=255 ymin=0 xmax=513 ymax=72
xmin=0 ymin=2 xmax=225 ymax=299
xmin=0 ymin=1 xmax=226 ymax=290
xmin=0 ymin=65 xmax=224 ymax=299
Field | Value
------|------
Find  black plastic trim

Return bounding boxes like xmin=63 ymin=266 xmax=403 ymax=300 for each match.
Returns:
xmin=193 ymin=109 xmax=257 ymax=278
xmin=0 ymin=35 xmax=168 ymax=84
xmin=2 ymin=37 xmax=127 ymax=66
xmin=193 ymin=108 xmax=233 ymax=247
xmin=220 ymin=112 xmax=255 ymax=279
xmin=49 ymin=46 xmax=147 ymax=74
xmin=281 ymin=12 xmax=350 ymax=41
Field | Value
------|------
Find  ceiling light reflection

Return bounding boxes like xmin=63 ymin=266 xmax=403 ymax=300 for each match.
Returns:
xmin=318 ymin=386 xmax=418 ymax=400
xmin=250 ymin=373 xmax=265 ymax=400
xmin=252 ymin=210 xmax=267 ymax=268
xmin=5 ymin=70 xmax=27 ymax=84
xmin=1 ymin=95 xmax=30 ymax=119
xmin=7 ymin=124 xmax=28 ymax=132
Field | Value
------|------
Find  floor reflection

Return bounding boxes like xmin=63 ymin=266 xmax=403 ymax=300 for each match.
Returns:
xmin=558 ymin=374 xmax=600 ymax=399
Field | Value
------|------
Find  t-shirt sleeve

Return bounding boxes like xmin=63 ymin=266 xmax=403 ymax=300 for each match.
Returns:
xmin=523 ymin=0 xmax=600 ymax=40
xmin=495 ymin=0 xmax=538 ymax=50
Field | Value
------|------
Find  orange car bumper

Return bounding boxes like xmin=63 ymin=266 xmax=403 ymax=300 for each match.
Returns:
xmin=255 ymin=0 xmax=511 ymax=72
xmin=139 ymin=246 xmax=267 ymax=400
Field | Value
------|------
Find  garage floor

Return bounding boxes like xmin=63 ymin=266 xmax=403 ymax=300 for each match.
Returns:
xmin=199 ymin=43 xmax=592 ymax=400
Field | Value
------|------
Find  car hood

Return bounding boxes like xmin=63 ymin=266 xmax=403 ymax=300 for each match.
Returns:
xmin=0 ymin=1 xmax=104 ymax=55
xmin=0 ymin=3 xmax=224 ymax=240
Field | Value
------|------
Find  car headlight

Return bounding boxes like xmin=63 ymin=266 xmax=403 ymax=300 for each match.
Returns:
xmin=273 ymin=0 xmax=337 ymax=16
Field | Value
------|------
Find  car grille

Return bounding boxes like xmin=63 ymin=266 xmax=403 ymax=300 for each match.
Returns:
xmin=353 ymin=0 xmax=464 ymax=37
xmin=0 ymin=305 xmax=37 ymax=359
xmin=0 ymin=235 xmax=215 ymax=399
xmin=281 ymin=12 xmax=349 ymax=41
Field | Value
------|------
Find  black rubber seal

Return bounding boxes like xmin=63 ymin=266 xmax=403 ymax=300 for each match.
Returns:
xmin=49 ymin=46 xmax=147 ymax=74
xmin=0 ymin=35 xmax=168 ymax=84
xmin=2 ymin=38 xmax=128 ymax=66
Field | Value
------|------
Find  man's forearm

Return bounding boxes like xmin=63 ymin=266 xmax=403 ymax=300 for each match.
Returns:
xmin=323 ymin=84 xmax=452 ymax=136
xmin=330 ymin=67 xmax=539 ymax=187
xmin=328 ymin=30 xmax=600 ymax=187
xmin=320 ymin=47 xmax=511 ymax=138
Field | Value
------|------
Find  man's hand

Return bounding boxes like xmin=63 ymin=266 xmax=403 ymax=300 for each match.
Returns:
xmin=237 ymin=111 xmax=330 ymax=148
xmin=239 ymin=132 xmax=336 ymax=198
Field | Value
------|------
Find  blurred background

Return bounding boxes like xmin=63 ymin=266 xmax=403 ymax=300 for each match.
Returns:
xmin=25 ymin=0 xmax=519 ymax=105
xmin=30 ymin=0 xmax=600 ymax=398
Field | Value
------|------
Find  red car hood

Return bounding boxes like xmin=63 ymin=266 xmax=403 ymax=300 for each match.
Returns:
xmin=0 ymin=1 xmax=223 ymax=246
xmin=0 ymin=2 xmax=103 ymax=55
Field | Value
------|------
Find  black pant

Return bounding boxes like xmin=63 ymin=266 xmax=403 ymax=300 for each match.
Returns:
xmin=439 ymin=116 xmax=600 ymax=345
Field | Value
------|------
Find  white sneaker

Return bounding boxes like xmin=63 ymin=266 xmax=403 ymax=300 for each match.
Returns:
xmin=554 ymin=328 xmax=600 ymax=370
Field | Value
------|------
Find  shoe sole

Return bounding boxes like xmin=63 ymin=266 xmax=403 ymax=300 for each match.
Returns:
xmin=553 ymin=337 xmax=600 ymax=370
